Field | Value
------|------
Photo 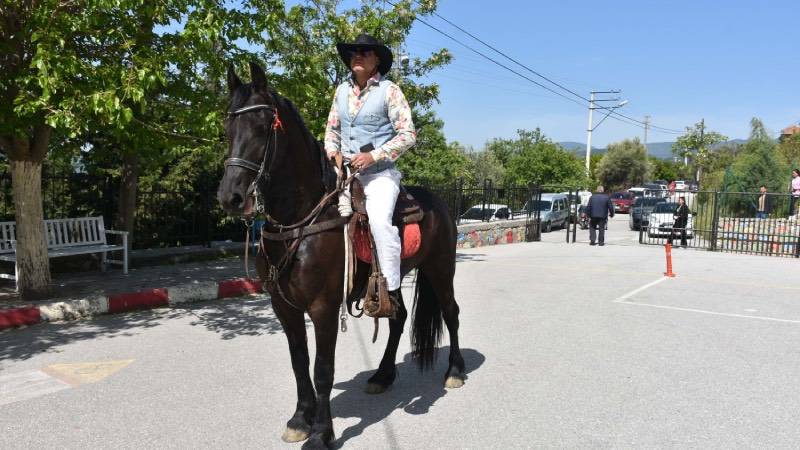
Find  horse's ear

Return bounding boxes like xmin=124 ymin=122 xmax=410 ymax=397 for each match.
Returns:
xmin=227 ymin=64 xmax=242 ymax=94
xmin=249 ymin=61 xmax=268 ymax=92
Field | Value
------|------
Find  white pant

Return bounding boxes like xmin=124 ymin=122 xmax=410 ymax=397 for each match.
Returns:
xmin=358 ymin=168 xmax=402 ymax=290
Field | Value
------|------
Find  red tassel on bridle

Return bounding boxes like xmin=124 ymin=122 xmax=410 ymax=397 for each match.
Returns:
xmin=272 ymin=109 xmax=283 ymax=131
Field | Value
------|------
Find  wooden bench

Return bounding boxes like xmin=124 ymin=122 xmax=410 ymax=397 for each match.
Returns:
xmin=0 ymin=216 xmax=128 ymax=291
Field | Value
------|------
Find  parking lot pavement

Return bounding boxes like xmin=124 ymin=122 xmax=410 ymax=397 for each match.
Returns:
xmin=2 ymin=240 xmax=800 ymax=448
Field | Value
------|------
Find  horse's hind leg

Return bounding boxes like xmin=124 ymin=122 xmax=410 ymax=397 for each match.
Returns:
xmin=366 ymin=292 xmax=408 ymax=394
xmin=275 ymin=308 xmax=315 ymax=443
xmin=422 ymin=263 xmax=466 ymax=389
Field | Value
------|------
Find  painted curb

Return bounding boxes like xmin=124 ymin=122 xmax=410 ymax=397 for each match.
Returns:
xmin=0 ymin=278 xmax=263 ymax=331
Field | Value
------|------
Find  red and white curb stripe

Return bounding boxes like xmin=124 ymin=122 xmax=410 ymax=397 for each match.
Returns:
xmin=0 ymin=278 xmax=263 ymax=330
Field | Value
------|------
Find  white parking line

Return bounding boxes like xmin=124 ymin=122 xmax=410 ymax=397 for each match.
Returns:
xmin=612 ymin=277 xmax=670 ymax=302
xmin=613 ymin=276 xmax=800 ymax=324
xmin=615 ymin=301 xmax=800 ymax=324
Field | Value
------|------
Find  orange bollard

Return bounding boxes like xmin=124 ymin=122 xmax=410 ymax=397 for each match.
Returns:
xmin=664 ymin=243 xmax=676 ymax=277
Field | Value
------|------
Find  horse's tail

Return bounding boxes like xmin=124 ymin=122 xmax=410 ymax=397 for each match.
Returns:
xmin=411 ymin=269 xmax=443 ymax=371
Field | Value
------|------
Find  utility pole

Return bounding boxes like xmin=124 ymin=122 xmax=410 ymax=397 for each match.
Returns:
xmin=585 ymin=91 xmax=595 ymax=176
xmin=643 ymin=115 xmax=651 ymax=159
xmin=585 ymin=90 xmax=623 ymax=177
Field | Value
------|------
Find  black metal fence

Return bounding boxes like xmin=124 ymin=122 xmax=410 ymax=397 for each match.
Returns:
xmin=638 ymin=189 xmax=800 ymax=257
xmin=0 ymin=170 xmax=242 ymax=249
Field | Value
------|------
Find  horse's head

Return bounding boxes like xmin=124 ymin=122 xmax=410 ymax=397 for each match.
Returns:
xmin=217 ymin=62 xmax=279 ymax=217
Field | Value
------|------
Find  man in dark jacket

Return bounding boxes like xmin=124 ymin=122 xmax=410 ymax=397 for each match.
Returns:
xmin=667 ymin=196 xmax=689 ymax=247
xmin=586 ymin=186 xmax=614 ymax=246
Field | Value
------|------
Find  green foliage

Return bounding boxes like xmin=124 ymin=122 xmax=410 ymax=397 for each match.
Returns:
xmin=595 ymin=138 xmax=650 ymax=189
xmin=465 ymin=148 xmax=505 ymax=186
xmin=500 ymin=129 xmax=586 ymax=186
xmin=649 ymin=156 xmax=680 ymax=182
xmin=395 ymin=112 xmax=470 ymax=185
xmin=778 ymin=133 xmax=800 ymax=169
xmin=265 ymin=0 xmax=449 ymax=137
xmin=722 ymin=118 xmax=787 ymax=193
xmin=671 ymin=120 xmax=727 ymax=181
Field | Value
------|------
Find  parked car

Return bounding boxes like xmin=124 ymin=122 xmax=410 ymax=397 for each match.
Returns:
xmin=610 ymin=191 xmax=634 ymax=213
xmin=459 ymin=203 xmax=511 ymax=224
xmin=647 ymin=202 xmax=694 ymax=238
xmin=674 ymin=180 xmax=688 ymax=191
xmin=629 ymin=197 xmax=666 ymax=230
xmin=523 ymin=193 xmax=570 ymax=232
xmin=643 ymin=182 xmax=668 ymax=198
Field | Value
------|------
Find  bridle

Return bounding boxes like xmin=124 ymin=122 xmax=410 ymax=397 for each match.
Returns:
xmin=224 ymin=103 xmax=280 ymax=217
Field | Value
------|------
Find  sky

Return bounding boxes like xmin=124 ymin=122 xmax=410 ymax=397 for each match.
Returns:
xmin=392 ymin=0 xmax=800 ymax=149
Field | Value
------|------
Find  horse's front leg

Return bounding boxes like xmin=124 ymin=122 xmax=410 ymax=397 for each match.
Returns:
xmin=303 ymin=302 xmax=339 ymax=449
xmin=275 ymin=306 xmax=316 ymax=443
xmin=366 ymin=291 xmax=407 ymax=394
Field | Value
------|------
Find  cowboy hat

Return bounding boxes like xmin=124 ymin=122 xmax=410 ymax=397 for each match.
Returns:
xmin=336 ymin=33 xmax=393 ymax=76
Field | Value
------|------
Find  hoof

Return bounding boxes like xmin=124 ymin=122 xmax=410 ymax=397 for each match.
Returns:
xmin=365 ymin=382 xmax=389 ymax=394
xmin=445 ymin=376 xmax=465 ymax=389
xmin=301 ymin=434 xmax=332 ymax=450
xmin=282 ymin=427 xmax=310 ymax=443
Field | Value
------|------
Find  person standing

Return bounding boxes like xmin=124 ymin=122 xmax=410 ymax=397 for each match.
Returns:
xmin=324 ymin=33 xmax=416 ymax=304
xmin=790 ymin=169 xmax=800 ymax=217
xmin=668 ymin=196 xmax=689 ymax=248
xmin=756 ymin=185 xmax=772 ymax=219
xmin=586 ymin=186 xmax=614 ymax=246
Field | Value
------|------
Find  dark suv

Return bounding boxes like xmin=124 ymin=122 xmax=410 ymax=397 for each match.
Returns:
xmin=629 ymin=197 xmax=666 ymax=230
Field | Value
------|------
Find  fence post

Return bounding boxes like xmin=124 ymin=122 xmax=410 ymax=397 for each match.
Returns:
xmin=710 ymin=191 xmax=721 ymax=251
xmin=481 ymin=179 xmax=489 ymax=222
xmin=455 ymin=177 xmax=463 ymax=225
xmin=103 ymin=175 xmax=114 ymax=228
xmin=202 ymin=179 xmax=212 ymax=248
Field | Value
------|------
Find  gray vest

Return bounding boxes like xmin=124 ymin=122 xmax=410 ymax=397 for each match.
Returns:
xmin=336 ymin=79 xmax=396 ymax=175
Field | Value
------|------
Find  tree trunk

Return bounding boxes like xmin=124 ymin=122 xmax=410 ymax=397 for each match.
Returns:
xmin=116 ymin=152 xmax=139 ymax=250
xmin=10 ymin=159 xmax=51 ymax=298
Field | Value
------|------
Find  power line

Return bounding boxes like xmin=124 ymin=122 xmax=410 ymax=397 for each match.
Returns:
xmin=391 ymin=0 xmax=686 ymax=135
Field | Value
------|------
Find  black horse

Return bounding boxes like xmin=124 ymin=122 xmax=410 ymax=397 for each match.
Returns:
xmin=217 ymin=62 xmax=464 ymax=449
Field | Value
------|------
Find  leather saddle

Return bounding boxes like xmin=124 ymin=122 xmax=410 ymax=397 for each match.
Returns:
xmin=349 ymin=179 xmax=424 ymax=225
xmin=346 ymin=179 xmax=424 ymax=321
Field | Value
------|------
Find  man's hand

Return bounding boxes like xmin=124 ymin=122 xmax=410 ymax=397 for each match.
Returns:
xmin=350 ymin=152 xmax=375 ymax=170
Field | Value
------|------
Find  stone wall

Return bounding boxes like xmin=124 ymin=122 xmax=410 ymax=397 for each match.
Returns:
xmin=456 ymin=219 xmax=529 ymax=249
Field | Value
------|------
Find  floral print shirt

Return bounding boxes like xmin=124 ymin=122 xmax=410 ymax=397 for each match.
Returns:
xmin=324 ymin=73 xmax=416 ymax=163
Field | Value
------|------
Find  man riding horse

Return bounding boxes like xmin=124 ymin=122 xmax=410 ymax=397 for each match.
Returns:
xmin=324 ymin=33 xmax=416 ymax=307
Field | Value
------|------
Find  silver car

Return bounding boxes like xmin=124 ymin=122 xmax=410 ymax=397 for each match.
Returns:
xmin=524 ymin=193 xmax=570 ymax=232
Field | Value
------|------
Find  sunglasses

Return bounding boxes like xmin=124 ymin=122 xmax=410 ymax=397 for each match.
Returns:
xmin=348 ymin=47 xmax=374 ymax=57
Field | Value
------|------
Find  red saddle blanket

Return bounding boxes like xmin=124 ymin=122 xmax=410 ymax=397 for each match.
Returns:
xmin=353 ymin=223 xmax=421 ymax=264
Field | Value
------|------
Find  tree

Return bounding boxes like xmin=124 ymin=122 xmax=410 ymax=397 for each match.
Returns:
xmin=262 ymin=0 xmax=450 ymax=136
xmin=0 ymin=1 xmax=265 ymax=297
xmin=596 ymin=138 xmax=650 ymax=189
xmin=649 ymin=156 xmax=681 ymax=183
xmin=466 ymin=148 xmax=505 ymax=186
xmin=671 ymin=120 xmax=727 ymax=182
xmin=502 ymin=129 xmax=586 ymax=186
xmin=396 ymin=112 xmax=470 ymax=185
xmin=778 ymin=133 xmax=800 ymax=169
xmin=724 ymin=118 xmax=786 ymax=193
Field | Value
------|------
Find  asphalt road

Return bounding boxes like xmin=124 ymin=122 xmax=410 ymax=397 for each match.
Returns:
xmin=2 ymin=236 xmax=800 ymax=449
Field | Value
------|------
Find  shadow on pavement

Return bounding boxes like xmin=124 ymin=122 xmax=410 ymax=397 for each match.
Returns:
xmin=0 ymin=297 xmax=284 ymax=366
xmin=456 ymin=253 xmax=487 ymax=262
xmin=330 ymin=347 xmax=485 ymax=448
xmin=181 ymin=297 xmax=286 ymax=339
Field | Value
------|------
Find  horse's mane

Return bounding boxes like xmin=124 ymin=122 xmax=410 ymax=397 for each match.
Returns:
xmin=273 ymin=93 xmax=338 ymax=193
xmin=229 ymin=83 xmax=338 ymax=193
